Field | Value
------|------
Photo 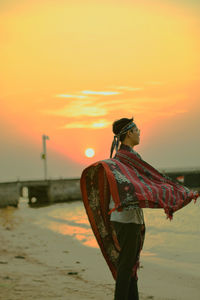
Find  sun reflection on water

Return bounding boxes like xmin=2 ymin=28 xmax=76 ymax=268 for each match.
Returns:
xmin=33 ymin=201 xmax=99 ymax=248
xmin=33 ymin=199 xmax=200 ymax=264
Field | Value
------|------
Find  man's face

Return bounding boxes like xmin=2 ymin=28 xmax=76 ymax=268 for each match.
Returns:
xmin=129 ymin=125 xmax=140 ymax=146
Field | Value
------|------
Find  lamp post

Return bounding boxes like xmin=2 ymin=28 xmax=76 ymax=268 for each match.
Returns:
xmin=41 ymin=134 xmax=50 ymax=180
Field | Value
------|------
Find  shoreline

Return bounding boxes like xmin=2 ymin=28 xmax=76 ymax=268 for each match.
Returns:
xmin=0 ymin=205 xmax=200 ymax=300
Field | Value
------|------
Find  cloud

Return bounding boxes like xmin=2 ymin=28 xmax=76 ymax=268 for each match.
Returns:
xmin=113 ymin=86 xmax=143 ymax=91
xmin=43 ymin=99 xmax=107 ymax=117
xmin=48 ymin=90 xmax=189 ymax=130
xmin=56 ymin=94 xmax=86 ymax=99
xmin=98 ymin=97 xmax=160 ymax=110
xmin=46 ymin=95 xmax=188 ymax=120
xmin=60 ymin=119 xmax=111 ymax=129
xmin=81 ymin=90 xmax=120 ymax=96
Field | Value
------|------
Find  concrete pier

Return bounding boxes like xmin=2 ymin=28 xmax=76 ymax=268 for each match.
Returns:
xmin=0 ymin=178 xmax=81 ymax=208
xmin=0 ymin=182 xmax=21 ymax=208
xmin=0 ymin=168 xmax=200 ymax=208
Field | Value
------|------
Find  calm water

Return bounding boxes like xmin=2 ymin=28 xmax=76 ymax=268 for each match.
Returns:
xmin=1 ymin=196 xmax=200 ymax=275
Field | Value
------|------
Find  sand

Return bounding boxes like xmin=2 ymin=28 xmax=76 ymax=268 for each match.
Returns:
xmin=0 ymin=205 xmax=199 ymax=300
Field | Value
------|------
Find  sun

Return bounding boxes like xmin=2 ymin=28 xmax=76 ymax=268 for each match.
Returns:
xmin=85 ymin=148 xmax=95 ymax=158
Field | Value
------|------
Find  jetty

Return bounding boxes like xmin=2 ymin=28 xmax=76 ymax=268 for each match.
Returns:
xmin=0 ymin=168 xmax=200 ymax=208
xmin=0 ymin=178 xmax=80 ymax=208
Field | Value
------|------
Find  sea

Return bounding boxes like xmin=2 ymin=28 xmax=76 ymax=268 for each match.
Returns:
xmin=1 ymin=195 xmax=200 ymax=276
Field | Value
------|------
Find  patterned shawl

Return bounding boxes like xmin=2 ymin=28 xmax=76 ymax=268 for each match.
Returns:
xmin=80 ymin=144 xmax=199 ymax=280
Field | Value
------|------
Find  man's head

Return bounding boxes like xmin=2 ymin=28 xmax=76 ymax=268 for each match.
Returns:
xmin=112 ymin=117 xmax=140 ymax=148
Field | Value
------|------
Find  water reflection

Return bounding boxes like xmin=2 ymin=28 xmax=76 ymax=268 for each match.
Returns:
xmin=0 ymin=194 xmax=199 ymax=275
xmin=33 ymin=202 xmax=99 ymax=248
xmin=46 ymin=206 xmax=89 ymax=225
xmin=8 ymin=197 xmax=199 ymax=268
xmin=30 ymin=200 xmax=199 ymax=267
xmin=83 ymin=238 xmax=98 ymax=248
xmin=32 ymin=199 xmax=200 ymax=256
xmin=143 ymin=201 xmax=200 ymax=265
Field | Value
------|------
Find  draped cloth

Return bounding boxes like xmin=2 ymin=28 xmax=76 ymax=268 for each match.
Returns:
xmin=80 ymin=146 xmax=199 ymax=280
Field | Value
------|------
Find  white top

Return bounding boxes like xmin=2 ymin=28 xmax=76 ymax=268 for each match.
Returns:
xmin=109 ymin=196 xmax=144 ymax=224
xmin=109 ymin=145 xmax=144 ymax=224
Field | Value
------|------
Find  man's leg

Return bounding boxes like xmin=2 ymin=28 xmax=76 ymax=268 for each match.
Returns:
xmin=128 ymin=276 xmax=139 ymax=300
xmin=128 ymin=231 xmax=142 ymax=300
xmin=112 ymin=222 xmax=141 ymax=300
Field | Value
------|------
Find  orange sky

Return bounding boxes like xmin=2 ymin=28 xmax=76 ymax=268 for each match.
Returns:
xmin=1 ymin=0 xmax=200 ymax=181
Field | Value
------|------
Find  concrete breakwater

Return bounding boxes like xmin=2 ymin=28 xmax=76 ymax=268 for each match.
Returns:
xmin=0 ymin=178 xmax=81 ymax=208
xmin=0 ymin=169 xmax=200 ymax=208
xmin=0 ymin=182 xmax=21 ymax=208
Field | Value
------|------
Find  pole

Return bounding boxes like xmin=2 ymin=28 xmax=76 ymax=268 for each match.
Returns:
xmin=41 ymin=134 xmax=50 ymax=180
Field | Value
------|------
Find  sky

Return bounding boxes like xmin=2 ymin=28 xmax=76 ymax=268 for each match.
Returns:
xmin=1 ymin=0 xmax=200 ymax=182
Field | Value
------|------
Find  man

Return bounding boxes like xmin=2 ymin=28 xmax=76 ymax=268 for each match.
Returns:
xmin=109 ymin=117 xmax=144 ymax=300
xmin=80 ymin=117 xmax=199 ymax=300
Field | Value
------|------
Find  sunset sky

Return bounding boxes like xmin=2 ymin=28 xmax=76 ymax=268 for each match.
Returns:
xmin=1 ymin=0 xmax=200 ymax=181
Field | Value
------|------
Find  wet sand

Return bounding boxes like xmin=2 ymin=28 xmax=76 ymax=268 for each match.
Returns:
xmin=0 ymin=205 xmax=200 ymax=300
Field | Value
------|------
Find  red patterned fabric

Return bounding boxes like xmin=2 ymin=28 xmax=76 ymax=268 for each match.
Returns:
xmin=80 ymin=146 xmax=199 ymax=279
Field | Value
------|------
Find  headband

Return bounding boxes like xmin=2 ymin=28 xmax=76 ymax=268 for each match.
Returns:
xmin=110 ymin=121 xmax=136 ymax=158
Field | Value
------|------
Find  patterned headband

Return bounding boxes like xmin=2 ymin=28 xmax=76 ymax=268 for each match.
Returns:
xmin=110 ymin=121 xmax=136 ymax=158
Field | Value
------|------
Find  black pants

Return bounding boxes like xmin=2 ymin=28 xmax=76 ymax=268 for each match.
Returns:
xmin=111 ymin=221 xmax=142 ymax=300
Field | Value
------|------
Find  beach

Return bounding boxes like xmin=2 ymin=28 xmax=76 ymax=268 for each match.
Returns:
xmin=0 ymin=199 xmax=200 ymax=300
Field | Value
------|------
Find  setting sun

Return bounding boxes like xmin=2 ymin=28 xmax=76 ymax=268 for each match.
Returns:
xmin=85 ymin=148 xmax=95 ymax=158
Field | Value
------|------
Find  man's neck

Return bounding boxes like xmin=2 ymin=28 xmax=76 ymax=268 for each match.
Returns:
xmin=120 ymin=143 xmax=141 ymax=159
xmin=120 ymin=143 xmax=134 ymax=152
xmin=121 ymin=141 xmax=134 ymax=149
